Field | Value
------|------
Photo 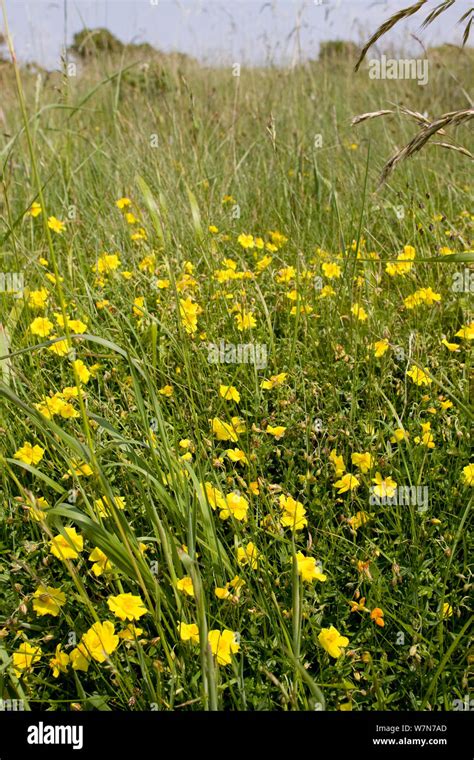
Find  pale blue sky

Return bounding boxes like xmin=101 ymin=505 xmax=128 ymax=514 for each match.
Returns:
xmin=3 ymin=0 xmax=472 ymax=69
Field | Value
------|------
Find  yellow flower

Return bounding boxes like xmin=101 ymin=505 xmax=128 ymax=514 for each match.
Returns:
xmin=237 ymin=542 xmax=259 ymax=569
xmin=455 ymin=322 xmax=474 ymax=341
xmin=269 ymin=230 xmax=288 ymax=247
xmin=27 ymin=201 xmax=42 ymax=217
xmin=50 ymin=527 xmax=83 ymax=560
xmin=256 ymin=254 xmax=272 ymax=272
xmin=225 ymin=448 xmax=249 ymax=464
xmin=139 ymin=254 xmax=156 ymax=273
xmin=89 ymin=547 xmax=112 ymax=576
xmin=266 ymin=425 xmax=286 ymax=440
xmin=322 ymin=262 xmax=342 ymax=279
xmin=30 ymin=317 xmax=54 ymax=337
xmin=462 ymin=463 xmax=474 ymax=486
xmin=334 ymin=473 xmax=360 ymax=494
xmin=48 ymin=337 xmax=71 ymax=356
xmin=133 ymin=296 xmax=145 ymax=317
xmin=351 ymin=303 xmax=368 ymax=321
xmin=34 ymin=394 xmax=65 ymax=419
xmin=320 ymin=285 xmax=335 ymax=298
xmin=260 ymin=372 xmax=287 ymax=390
xmin=203 ymin=482 xmax=226 ymax=510
xmin=64 ymin=318 xmax=88 ymax=334
xmin=279 ymin=494 xmax=307 ymax=531
xmin=179 ymin=297 xmax=202 ymax=335
xmin=442 ymin=602 xmax=453 ymax=619
xmin=370 ymin=607 xmax=385 ymax=627
xmin=390 ymin=428 xmax=409 ymax=443
xmin=159 ymin=385 xmax=173 ymax=397
xmin=67 ymin=460 xmax=93 ymax=477
xmin=28 ymin=288 xmax=49 ymax=309
xmin=26 ymin=495 xmax=49 ymax=521
xmin=231 ymin=416 xmax=246 ymax=433
xmin=329 ymin=449 xmax=346 ymax=476
xmin=46 ymin=272 xmax=64 ymax=285
xmin=218 ymin=492 xmax=249 ymax=522
xmin=94 ymin=495 xmax=126 ymax=518
xmin=82 ymin=621 xmax=119 ymax=662
xmin=116 ymin=197 xmax=131 ymax=209
xmin=441 ymin=338 xmax=460 ymax=352
xmin=296 ymin=552 xmax=327 ymax=583
xmin=177 ymin=576 xmax=195 ymax=597
xmin=373 ymin=339 xmax=389 ymax=357
xmin=14 ymin=441 xmax=44 ymax=465
xmin=130 ymin=227 xmax=147 ymax=240
xmin=12 ymin=641 xmax=42 ymax=676
xmin=421 ymin=287 xmax=442 ymax=305
xmin=235 ymin=310 xmax=256 ymax=331
xmin=107 ymin=593 xmax=147 ymax=621
xmin=318 ymin=626 xmax=349 ymax=659
xmin=351 ymin=452 xmax=373 ymax=474
xmin=119 ymin=624 xmax=144 ymax=640
xmin=208 ymin=629 xmax=240 ymax=665
xmin=177 ymin=622 xmax=200 ymax=643
xmin=132 ymin=227 xmax=148 ymax=241
xmin=439 ymin=399 xmax=453 ymax=411
xmin=371 ymin=472 xmax=397 ymax=498
xmin=69 ymin=643 xmax=90 ymax=672
xmin=385 ymin=245 xmax=415 ymax=276
xmin=219 ymin=385 xmax=240 ymax=403
xmin=71 ymin=359 xmax=91 ymax=384
xmin=414 ymin=421 xmax=435 ymax=449
xmin=290 ymin=301 xmax=313 ymax=316
xmin=47 ymin=216 xmax=65 ymax=234
xmin=94 ymin=253 xmax=121 ymax=274
xmin=348 ymin=511 xmax=370 ymax=530
xmin=237 ymin=234 xmax=255 ymax=249
xmin=350 ymin=596 xmax=368 ymax=613
xmin=215 ymin=575 xmax=245 ymax=600
xmin=32 ymin=585 xmax=66 ymax=617
xmin=211 ymin=417 xmax=239 ymax=442
xmin=276 ymin=266 xmax=296 ymax=283
xmin=407 ymin=366 xmax=432 ymax=386
xmin=49 ymin=644 xmax=69 ymax=678
xmin=404 ymin=287 xmax=441 ymax=309
xmin=59 ymin=402 xmax=79 ymax=419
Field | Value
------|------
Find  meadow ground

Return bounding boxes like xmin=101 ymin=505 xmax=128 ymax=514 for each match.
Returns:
xmin=0 ymin=36 xmax=472 ymax=711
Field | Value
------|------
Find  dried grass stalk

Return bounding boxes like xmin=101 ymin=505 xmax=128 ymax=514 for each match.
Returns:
xmin=354 ymin=0 xmax=429 ymax=72
xmin=354 ymin=0 xmax=472 ymax=71
xmin=430 ymin=140 xmax=474 ymax=158
xmin=377 ymin=108 xmax=474 ymax=187
xmin=351 ymin=110 xmax=394 ymax=126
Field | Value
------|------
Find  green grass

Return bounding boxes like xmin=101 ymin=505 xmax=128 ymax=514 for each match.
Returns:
xmin=0 ymin=34 xmax=472 ymax=711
